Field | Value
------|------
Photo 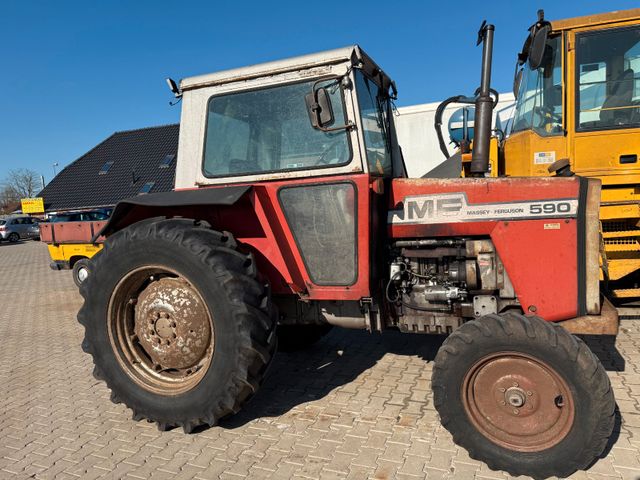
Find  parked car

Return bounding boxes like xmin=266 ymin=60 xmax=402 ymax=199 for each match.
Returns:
xmin=49 ymin=209 xmax=111 ymax=223
xmin=0 ymin=216 xmax=40 ymax=242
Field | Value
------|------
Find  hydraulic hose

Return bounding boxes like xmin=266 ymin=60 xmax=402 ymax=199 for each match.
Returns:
xmin=434 ymin=95 xmax=467 ymax=159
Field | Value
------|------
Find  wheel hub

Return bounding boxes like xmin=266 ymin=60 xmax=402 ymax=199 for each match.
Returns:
xmin=77 ymin=267 xmax=89 ymax=282
xmin=505 ymin=386 xmax=526 ymax=408
xmin=134 ymin=277 xmax=211 ymax=371
xmin=462 ymin=352 xmax=575 ymax=452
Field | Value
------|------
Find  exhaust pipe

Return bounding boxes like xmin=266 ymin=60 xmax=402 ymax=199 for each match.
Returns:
xmin=470 ymin=22 xmax=495 ymax=176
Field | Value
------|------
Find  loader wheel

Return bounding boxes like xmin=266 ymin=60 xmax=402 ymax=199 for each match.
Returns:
xmin=78 ymin=218 xmax=277 ymax=433
xmin=432 ymin=312 xmax=615 ymax=479
xmin=72 ymin=258 xmax=91 ymax=287
xmin=277 ymin=324 xmax=333 ymax=352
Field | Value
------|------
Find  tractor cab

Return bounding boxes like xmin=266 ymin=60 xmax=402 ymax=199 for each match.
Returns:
xmin=174 ymin=46 xmax=403 ymax=190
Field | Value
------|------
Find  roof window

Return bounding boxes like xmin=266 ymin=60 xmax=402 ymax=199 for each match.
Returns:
xmin=159 ymin=154 xmax=175 ymax=169
xmin=139 ymin=181 xmax=155 ymax=194
xmin=99 ymin=161 xmax=114 ymax=175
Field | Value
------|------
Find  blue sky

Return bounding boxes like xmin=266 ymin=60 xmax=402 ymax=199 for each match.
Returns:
xmin=0 ymin=0 xmax=638 ymax=184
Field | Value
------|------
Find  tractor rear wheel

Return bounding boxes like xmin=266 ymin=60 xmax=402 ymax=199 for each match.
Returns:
xmin=78 ymin=218 xmax=277 ymax=432
xmin=277 ymin=324 xmax=333 ymax=352
xmin=432 ymin=312 xmax=615 ymax=479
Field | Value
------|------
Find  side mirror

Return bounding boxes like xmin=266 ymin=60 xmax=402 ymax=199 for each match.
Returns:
xmin=528 ymin=24 xmax=550 ymax=70
xmin=513 ymin=68 xmax=523 ymax=98
xmin=305 ymin=87 xmax=335 ymax=128
xmin=448 ymin=106 xmax=475 ymax=147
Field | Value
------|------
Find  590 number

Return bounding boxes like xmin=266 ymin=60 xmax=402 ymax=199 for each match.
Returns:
xmin=529 ymin=202 xmax=572 ymax=214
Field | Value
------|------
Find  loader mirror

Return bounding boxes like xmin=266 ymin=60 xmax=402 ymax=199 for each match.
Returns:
xmin=513 ymin=68 xmax=523 ymax=98
xmin=448 ymin=106 xmax=475 ymax=145
xmin=305 ymin=87 xmax=335 ymax=129
xmin=528 ymin=24 xmax=550 ymax=70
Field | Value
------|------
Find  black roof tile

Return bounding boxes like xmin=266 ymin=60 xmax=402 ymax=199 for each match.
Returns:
xmin=39 ymin=124 xmax=179 ymax=212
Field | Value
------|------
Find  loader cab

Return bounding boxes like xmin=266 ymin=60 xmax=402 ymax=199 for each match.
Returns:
xmin=174 ymin=46 xmax=401 ymax=190
xmin=504 ymin=9 xmax=640 ymax=180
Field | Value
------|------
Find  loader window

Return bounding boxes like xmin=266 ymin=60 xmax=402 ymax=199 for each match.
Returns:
xmin=203 ymin=79 xmax=351 ymax=178
xmin=576 ymin=26 xmax=640 ymax=131
xmin=512 ymin=35 xmax=563 ymax=136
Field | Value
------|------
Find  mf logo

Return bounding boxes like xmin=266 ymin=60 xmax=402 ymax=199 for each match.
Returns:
xmin=405 ymin=195 xmax=464 ymax=220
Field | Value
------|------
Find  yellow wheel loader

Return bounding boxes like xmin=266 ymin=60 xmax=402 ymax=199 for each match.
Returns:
xmin=436 ymin=8 xmax=640 ymax=300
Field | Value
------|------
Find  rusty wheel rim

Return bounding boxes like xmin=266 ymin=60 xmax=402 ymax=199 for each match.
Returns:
xmin=462 ymin=352 xmax=575 ymax=452
xmin=107 ymin=266 xmax=214 ymax=395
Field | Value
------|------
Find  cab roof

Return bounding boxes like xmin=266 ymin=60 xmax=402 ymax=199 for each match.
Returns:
xmin=179 ymin=45 xmax=394 ymax=93
xmin=551 ymin=8 xmax=640 ymax=32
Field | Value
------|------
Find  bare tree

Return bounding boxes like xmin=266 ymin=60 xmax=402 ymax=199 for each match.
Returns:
xmin=5 ymin=168 xmax=40 ymax=199
xmin=0 ymin=184 xmax=20 ymax=215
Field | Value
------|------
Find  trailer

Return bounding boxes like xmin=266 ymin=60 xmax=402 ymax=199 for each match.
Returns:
xmin=40 ymin=220 xmax=105 ymax=286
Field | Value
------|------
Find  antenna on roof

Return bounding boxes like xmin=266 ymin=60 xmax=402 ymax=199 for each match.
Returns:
xmin=166 ymin=78 xmax=182 ymax=106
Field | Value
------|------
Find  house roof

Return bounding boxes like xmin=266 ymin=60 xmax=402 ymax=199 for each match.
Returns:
xmin=39 ymin=124 xmax=179 ymax=212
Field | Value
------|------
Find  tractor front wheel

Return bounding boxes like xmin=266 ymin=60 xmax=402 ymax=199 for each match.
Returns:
xmin=78 ymin=218 xmax=277 ymax=432
xmin=432 ymin=312 xmax=615 ymax=479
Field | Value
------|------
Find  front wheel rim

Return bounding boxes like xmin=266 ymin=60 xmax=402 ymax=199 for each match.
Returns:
xmin=462 ymin=351 xmax=575 ymax=452
xmin=77 ymin=266 xmax=89 ymax=282
xmin=107 ymin=266 xmax=214 ymax=396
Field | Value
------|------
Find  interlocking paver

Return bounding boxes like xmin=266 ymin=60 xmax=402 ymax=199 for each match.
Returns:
xmin=1 ymin=241 xmax=640 ymax=480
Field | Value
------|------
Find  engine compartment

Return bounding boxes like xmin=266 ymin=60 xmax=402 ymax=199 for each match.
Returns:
xmin=387 ymin=238 xmax=520 ymax=334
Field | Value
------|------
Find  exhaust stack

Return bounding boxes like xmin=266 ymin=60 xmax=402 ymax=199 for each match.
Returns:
xmin=470 ymin=22 xmax=495 ymax=176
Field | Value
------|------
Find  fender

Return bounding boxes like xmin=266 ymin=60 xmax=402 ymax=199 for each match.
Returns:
xmin=95 ymin=186 xmax=251 ymax=240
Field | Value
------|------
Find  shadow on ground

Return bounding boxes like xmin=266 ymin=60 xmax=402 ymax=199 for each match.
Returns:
xmin=579 ymin=334 xmax=626 ymax=372
xmin=218 ymin=328 xmax=445 ymax=429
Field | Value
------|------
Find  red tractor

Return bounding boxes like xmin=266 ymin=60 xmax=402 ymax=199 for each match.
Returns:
xmin=79 ymin=24 xmax=617 ymax=478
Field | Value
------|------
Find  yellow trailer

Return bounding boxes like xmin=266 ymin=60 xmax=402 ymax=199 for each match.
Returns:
xmin=47 ymin=242 xmax=102 ymax=286
xmin=40 ymin=221 xmax=105 ymax=287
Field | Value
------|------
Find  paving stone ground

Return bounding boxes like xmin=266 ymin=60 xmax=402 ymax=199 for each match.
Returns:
xmin=1 ymin=241 xmax=639 ymax=480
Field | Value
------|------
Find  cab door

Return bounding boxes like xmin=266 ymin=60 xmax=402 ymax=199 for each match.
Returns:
xmin=570 ymin=24 xmax=640 ymax=179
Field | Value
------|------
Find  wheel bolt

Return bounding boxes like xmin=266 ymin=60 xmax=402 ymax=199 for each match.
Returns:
xmin=513 ymin=409 xmax=519 ymax=415
xmin=499 ymin=387 xmax=506 ymax=393
xmin=512 ymin=382 xmax=519 ymax=387
xmin=527 ymin=391 xmax=533 ymax=396
xmin=500 ymin=401 xmax=506 ymax=406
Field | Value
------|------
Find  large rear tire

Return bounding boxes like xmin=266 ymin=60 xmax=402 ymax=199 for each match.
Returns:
xmin=432 ymin=312 xmax=615 ymax=479
xmin=78 ymin=218 xmax=277 ymax=432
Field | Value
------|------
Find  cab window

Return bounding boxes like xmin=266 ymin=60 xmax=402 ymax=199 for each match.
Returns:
xmin=512 ymin=35 xmax=563 ymax=136
xmin=203 ymin=79 xmax=352 ymax=177
xmin=576 ymin=26 xmax=640 ymax=131
xmin=354 ymin=71 xmax=393 ymax=176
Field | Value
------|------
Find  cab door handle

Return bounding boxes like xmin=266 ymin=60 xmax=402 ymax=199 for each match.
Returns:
xmin=620 ymin=154 xmax=637 ymax=164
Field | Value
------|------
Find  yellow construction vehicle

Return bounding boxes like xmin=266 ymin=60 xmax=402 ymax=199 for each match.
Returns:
xmin=436 ymin=8 xmax=640 ymax=299
xmin=505 ymin=8 xmax=640 ymax=299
